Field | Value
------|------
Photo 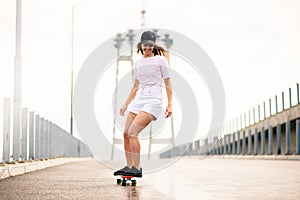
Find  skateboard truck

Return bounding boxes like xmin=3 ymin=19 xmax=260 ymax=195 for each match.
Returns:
xmin=117 ymin=175 xmax=137 ymax=186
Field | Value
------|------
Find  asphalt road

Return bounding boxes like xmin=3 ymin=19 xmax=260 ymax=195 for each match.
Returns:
xmin=0 ymin=157 xmax=300 ymax=200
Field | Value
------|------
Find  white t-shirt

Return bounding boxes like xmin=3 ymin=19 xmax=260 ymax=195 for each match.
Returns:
xmin=134 ymin=56 xmax=170 ymax=99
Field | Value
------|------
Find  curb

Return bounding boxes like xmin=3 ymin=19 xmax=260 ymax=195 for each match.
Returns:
xmin=0 ymin=157 xmax=92 ymax=180
xmin=183 ymin=155 xmax=300 ymax=161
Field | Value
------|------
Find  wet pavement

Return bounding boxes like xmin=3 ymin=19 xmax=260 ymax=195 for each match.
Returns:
xmin=0 ymin=157 xmax=300 ymax=199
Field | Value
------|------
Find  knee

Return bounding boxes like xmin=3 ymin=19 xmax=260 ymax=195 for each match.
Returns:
xmin=123 ymin=132 xmax=130 ymax=141
xmin=127 ymin=128 xmax=138 ymax=138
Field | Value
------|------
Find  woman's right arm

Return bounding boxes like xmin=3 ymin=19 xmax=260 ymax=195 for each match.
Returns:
xmin=120 ymin=80 xmax=139 ymax=116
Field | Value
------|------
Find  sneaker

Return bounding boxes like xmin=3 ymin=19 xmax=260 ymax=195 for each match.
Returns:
xmin=123 ymin=166 xmax=142 ymax=178
xmin=113 ymin=166 xmax=131 ymax=176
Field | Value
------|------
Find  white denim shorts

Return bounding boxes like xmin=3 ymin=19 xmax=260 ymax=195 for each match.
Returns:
xmin=128 ymin=88 xmax=163 ymax=120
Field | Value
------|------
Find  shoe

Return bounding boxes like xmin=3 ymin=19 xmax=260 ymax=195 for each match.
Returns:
xmin=123 ymin=166 xmax=142 ymax=178
xmin=113 ymin=166 xmax=131 ymax=176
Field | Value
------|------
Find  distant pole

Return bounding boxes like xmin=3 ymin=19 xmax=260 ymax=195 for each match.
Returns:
xmin=70 ymin=6 xmax=74 ymax=135
xmin=297 ymin=83 xmax=299 ymax=104
xmin=289 ymin=88 xmax=292 ymax=108
xmin=141 ymin=0 xmax=146 ymax=28
xmin=275 ymin=95 xmax=278 ymax=113
xmin=13 ymin=0 xmax=23 ymax=161
xmin=258 ymin=105 xmax=261 ymax=121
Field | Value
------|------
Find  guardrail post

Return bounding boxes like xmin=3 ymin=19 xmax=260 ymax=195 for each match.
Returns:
xmin=59 ymin=128 xmax=62 ymax=157
xmin=60 ymin=127 xmax=62 ymax=157
xmin=58 ymin=127 xmax=62 ymax=157
xmin=296 ymin=120 xmax=300 ymax=154
xmin=35 ymin=114 xmax=40 ymax=160
xmin=276 ymin=124 xmax=281 ymax=154
xmin=21 ymin=108 xmax=28 ymax=161
xmin=195 ymin=140 xmax=200 ymax=154
xmin=49 ymin=122 xmax=53 ymax=158
xmin=237 ymin=131 xmax=240 ymax=155
xmin=212 ymin=139 xmax=215 ymax=155
xmin=263 ymin=102 xmax=266 ymax=119
xmin=204 ymin=138 xmax=208 ymax=155
xmin=3 ymin=98 xmax=11 ymax=163
xmin=13 ymin=106 xmax=21 ymax=162
xmin=77 ymin=140 xmax=80 ymax=157
xmin=232 ymin=133 xmax=236 ymax=154
xmin=223 ymin=135 xmax=227 ymax=154
xmin=54 ymin=124 xmax=57 ymax=158
xmin=55 ymin=124 xmax=58 ymax=157
xmin=275 ymin=95 xmax=278 ymax=113
xmin=248 ymin=129 xmax=252 ymax=155
xmin=29 ymin=112 xmax=34 ymax=160
xmin=228 ymin=134 xmax=231 ymax=154
xmin=286 ymin=121 xmax=291 ymax=155
xmin=289 ymin=88 xmax=292 ymax=108
xmin=219 ymin=138 xmax=223 ymax=154
xmin=45 ymin=120 xmax=49 ymax=159
xmin=297 ymin=83 xmax=299 ymax=104
xmin=254 ymin=128 xmax=258 ymax=155
xmin=189 ymin=142 xmax=193 ymax=155
xmin=258 ymin=105 xmax=261 ymax=121
xmin=268 ymin=126 xmax=273 ymax=155
xmin=242 ymin=131 xmax=246 ymax=155
xmin=40 ymin=117 xmax=45 ymax=160
xmin=282 ymin=92 xmax=285 ymax=111
xmin=261 ymin=127 xmax=265 ymax=155
xmin=269 ymin=98 xmax=272 ymax=116
xmin=51 ymin=124 xmax=55 ymax=158
xmin=253 ymin=108 xmax=256 ymax=123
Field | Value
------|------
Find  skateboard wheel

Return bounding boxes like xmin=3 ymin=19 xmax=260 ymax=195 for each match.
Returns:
xmin=131 ymin=180 xmax=137 ymax=186
xmin=121 ymin=181 xmax=126 ymax=186
xmin=117 ymin=179 xmax=121 ymax=184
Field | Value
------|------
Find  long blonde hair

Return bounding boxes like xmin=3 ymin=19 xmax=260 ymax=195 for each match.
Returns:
xmin=136 ymin=42 xmax=170 ymax=62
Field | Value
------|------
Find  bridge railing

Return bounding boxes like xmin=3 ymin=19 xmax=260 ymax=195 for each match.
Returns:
xmin=224 ymin=83 xmax=300 ymax=134
xmin=1 ymin=98 xmax=91 ymax=163
xmin=161 ymin=83 xmax=300 ymax=158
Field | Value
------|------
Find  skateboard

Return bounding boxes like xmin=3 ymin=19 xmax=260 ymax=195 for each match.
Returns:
xmin=117 ymin=175 xmax=137 ymax=186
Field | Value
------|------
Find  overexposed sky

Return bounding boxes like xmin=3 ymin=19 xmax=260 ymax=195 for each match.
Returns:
xmin=0 ymin=0 xmax=300 ymax=142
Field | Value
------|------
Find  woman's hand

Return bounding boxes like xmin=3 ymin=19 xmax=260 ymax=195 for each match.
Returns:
xmin=120 ymin=105 xmax=127 ymax=116
xmin=165 ymin=104 xmax=172 ymax=118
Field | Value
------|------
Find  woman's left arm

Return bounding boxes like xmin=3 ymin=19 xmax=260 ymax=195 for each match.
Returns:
xmin=164 ymin=78 xmax=172 ymax=118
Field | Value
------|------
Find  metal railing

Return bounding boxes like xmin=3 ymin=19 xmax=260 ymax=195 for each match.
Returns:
xmin=161 ymin=83 xmax=300 ymax=158
xmin=1 ymin=98 xmax=91 ymax=163
xmin=223 ymin=83 xmax=300 ymax=133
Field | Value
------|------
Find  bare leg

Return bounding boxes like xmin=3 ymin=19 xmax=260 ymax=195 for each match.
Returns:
xmin=123 ymin=112 xmax=136 ymax=167
xmin=128 ymin=111 xmax=153 ymax=169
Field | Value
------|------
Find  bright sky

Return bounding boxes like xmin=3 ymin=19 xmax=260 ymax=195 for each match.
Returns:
xmin=1 ymin=0 xmax=300 ymax=152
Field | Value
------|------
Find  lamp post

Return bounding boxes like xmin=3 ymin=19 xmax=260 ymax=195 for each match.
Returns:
xmin=152 ymin=29 xmax=160 ymax=41
xmin=71 ymin=1 xmax=88 ymax=135
xmin=126 ymin=29 xmax=135 ymax=81
xmin=161 ymin=33 xmax=173 ymax=49
xmin=111 ymin=33 xmax=125 ymax=159
xmin=70 ymin=5 xmax=75 ymax=135
xmin=161 ymin=33 xmax=174 ymax=148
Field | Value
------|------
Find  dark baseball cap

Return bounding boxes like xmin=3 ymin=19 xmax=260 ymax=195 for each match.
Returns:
xmin=141 ymin=31 xmax=156 ymax=44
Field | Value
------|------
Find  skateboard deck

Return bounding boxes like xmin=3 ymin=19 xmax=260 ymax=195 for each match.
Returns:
xmin=117 ymin=175 xmax=137 ymax=186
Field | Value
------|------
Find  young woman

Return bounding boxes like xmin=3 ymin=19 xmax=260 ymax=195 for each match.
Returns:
xmin=113 ymin=30 xmax=172 ymax=177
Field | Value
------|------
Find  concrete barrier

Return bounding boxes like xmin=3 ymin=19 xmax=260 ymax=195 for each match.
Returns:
xmin=0 ymin=157 xmax=91 ymax=180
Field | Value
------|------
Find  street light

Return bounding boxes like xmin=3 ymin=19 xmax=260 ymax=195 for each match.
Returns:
xmin=111 ymin=32 xmax=125 ymax=159
xmin=70 ymin=5 xmax=75 ymax=135
xmin=161 ymin=33 xmax=173 ymax=49
xmin=126 ymin=29 xmax=135 ymax=80
xmin=161 ymin=33 xmax=175 ymax=148
xmin=70 ymin=1 xmax=89 ymax=135
xmin=111 ymin=30 xmax=136 ymax=159
xmin=152 ymin=29 xmax=160 ymax=41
